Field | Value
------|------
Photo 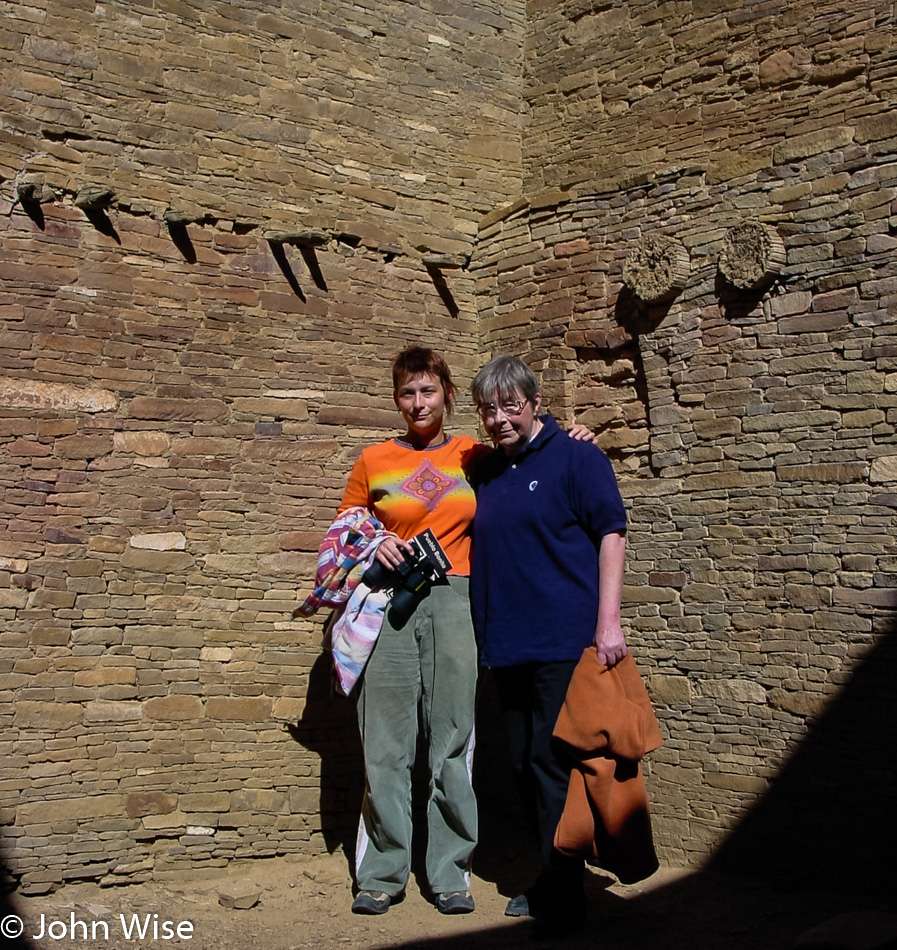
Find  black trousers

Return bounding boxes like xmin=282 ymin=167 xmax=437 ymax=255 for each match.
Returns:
xmin=492 ymin=660 xmax=584 ymax=894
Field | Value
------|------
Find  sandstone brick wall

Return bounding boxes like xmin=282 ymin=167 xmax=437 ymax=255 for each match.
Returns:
xmin=0 ymin=205 xmax=489 ymax=893
xmin=522 ymin=0 xmax=897 ymax=193
xmin=1 ymin=0 xmax=524 ymax=248
xmin=1 ymin=0 xmax=895 ymax=894
xmin=0 ymin=0 xmax=521 ymax=893
xmin=475 ymin=0 xmax=897 ymax=869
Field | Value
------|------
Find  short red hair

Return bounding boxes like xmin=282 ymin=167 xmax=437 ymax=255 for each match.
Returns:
xmin=392 ymin=346 xmax=455 ymax=415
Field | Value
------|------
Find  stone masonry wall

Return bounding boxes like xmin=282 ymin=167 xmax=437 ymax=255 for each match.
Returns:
xmin=2 ymin=0 xmax=896 ymax=895
xmin=0 ymin=0 xmax=524 ymax=893
xmin=474 ymin=0 xmax=897 ymax=869
xmin=2 ymin=0 xmax=524 ymax=250
xmin=522 ymin=0 xmax=897 ymax=194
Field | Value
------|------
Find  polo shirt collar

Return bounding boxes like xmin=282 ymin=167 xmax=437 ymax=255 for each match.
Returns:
xmin=509 ymin=413 xmax=559 ymax=461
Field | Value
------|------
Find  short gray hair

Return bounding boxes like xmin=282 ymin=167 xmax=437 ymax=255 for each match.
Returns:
xmin=471 ymin=356 xmax=540 ymax=407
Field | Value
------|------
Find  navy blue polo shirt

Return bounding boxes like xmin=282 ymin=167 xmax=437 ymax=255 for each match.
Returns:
xmin=471 ymin=414 xmax=627 ymax=667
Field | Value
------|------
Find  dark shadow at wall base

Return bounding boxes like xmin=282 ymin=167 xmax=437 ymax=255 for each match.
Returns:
xmin=0 ymin=849 xmax=35 ymax=949
xmin=709 ymin=616 xmax=897 ymax=894
xmin=457 ymin=615 xmax=897 ymax=949
xmin=286 ymin=652 xmax=364 ymax=865
xmin=336 ymin=863 xmax=895 ymax=950
xmin=289 ymin=615 xmax=897 ymax=942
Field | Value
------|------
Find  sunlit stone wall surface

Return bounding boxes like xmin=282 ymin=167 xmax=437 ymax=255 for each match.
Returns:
xmin=1 ymin=0 xmax=895 ymax=892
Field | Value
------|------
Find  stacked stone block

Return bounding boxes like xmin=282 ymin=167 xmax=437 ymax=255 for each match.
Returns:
xmin=522 ymin=0 xmax=897 ymax=196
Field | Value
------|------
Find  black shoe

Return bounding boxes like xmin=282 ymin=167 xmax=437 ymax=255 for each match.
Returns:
xmin=435 ymin=890 xmax=475 ymax=914
xmin=351 ymin=890 xmax=392 ymax=914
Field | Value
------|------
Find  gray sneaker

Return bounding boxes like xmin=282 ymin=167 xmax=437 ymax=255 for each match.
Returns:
xmin=435 ymin=890 xmax=475 ymax=914
xmin=351 ymin=890 xmax=391 ymax=915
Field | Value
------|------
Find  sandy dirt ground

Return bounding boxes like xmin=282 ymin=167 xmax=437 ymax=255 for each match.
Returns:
xmin=7 ymin=851 xmax=896 ymax=950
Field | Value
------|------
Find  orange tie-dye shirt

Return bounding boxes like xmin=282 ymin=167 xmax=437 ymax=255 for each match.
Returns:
xmin=338 ymin=434 xmax=491 ymax=576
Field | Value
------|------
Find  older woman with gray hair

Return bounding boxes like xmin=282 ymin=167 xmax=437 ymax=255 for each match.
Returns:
xmin=470 ymin=355 xmax=628 ymax=939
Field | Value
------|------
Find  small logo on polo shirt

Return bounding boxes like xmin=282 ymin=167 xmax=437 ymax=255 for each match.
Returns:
xmin=529 ymin=480 xmax=538 ymax=491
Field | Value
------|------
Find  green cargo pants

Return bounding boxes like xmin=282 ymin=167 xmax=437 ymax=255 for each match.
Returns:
xmin=354 ymin=575 xmax=478 ymax=897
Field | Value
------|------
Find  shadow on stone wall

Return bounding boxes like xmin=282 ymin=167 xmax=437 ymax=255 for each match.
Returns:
xmin=334 ymin=615 xmax=897 ymax=948
xmin=286 ymin=654 xmax=364 ymax=862
xmin=709 ymin=614 xmax=897 ymax=890
xmin=1 ymin=846 xmax=35 ymax=949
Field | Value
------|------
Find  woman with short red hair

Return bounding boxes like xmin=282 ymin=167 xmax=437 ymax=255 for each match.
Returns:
xmin=339 ymin=346 xmax=488 ymax=917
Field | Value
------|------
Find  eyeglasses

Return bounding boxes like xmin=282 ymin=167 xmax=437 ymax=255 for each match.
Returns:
xmin=477 ymin=399 xmax=528 ymax=420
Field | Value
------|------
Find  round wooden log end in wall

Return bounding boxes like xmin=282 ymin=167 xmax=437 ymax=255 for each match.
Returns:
xmin=718 ymin=221 xmax=787 ymax=289
xmin=622 ymin=234 xmax=691 ymax=303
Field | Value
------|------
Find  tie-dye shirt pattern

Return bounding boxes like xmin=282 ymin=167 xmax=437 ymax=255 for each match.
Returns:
xmin=339 ymin=434 xmax=491 ymax=576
